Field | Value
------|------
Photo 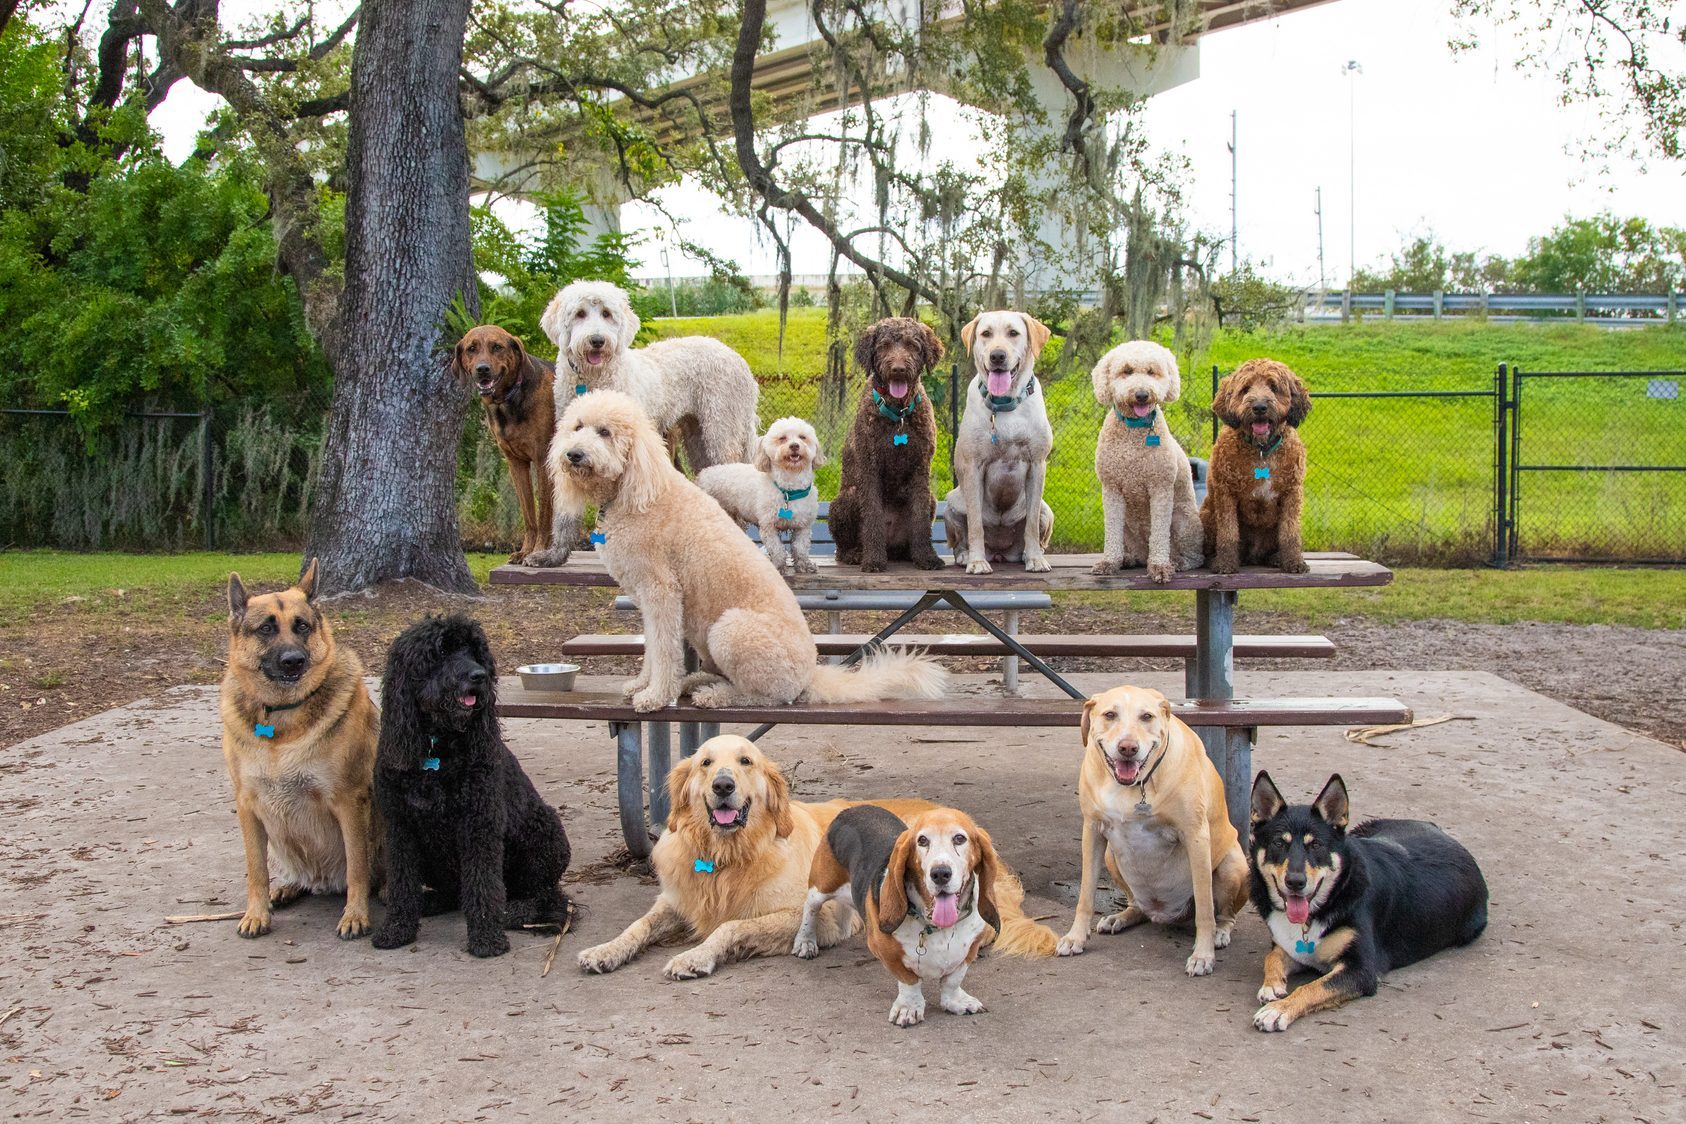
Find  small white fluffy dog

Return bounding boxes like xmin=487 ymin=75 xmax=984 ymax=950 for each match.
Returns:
xmin=943 ymin=310 xmax=1056 ymax=575
xmin=528 ymin=279 xmax=759 ymax=565
xmin=697 ymin=417 xmax=824 ymax=573
xmin=1090 ymin=340 xmax=1205 ymax=582
xmin=549 ymin=390 xmax=946 ymax=711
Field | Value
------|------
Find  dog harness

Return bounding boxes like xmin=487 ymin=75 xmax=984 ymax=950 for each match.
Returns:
xmin=251 ymin=687 xmax=321 ymax=739
xmin=776 ymin=483 xmax=811 ymax=522
xmin=873 ymin=387 xmax=922 ymax=445
xmin=1115 ymin=406 xmax=1161 ymax=447
xmin=980 ymin=376 xmax=1037 ymax=444
xmin=1252 ymin=433 xmax=1284 ymax=479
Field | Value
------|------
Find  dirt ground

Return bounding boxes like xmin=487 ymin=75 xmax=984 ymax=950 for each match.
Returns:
xmin=3 ymin=582 xmax=1683 ymax=752
xmin=2 ymin=669 xmax=1682 ymax=1121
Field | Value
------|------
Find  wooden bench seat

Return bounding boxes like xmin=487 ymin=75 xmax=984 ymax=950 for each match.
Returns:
xmin=558 ymin=632 xmax=1337 ymax=661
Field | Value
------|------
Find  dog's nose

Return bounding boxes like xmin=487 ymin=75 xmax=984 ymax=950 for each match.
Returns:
xmin=1133 ymin=389 xmax=1150 ymax=403
xmin=1284 ymin=871 xmax=1308 ymax=893
xmin=711 ymin=773 xmax=736 ymax=798
xmin=930 ymin=865 xmax=953 ymax=888
xmin=1251 ymin=402 xmax=1269 ymax=416
xmin=466 ymin=667 xmax=488 ymax=685
xmin=989 ymin=349 xmax=1008 ymax=367
xmin=588 ymin=334 xmax=606 ymax=349
xmin=566 ymin=449 xmax=584 ymax=465
xmin=278 ymin=650 xmax=307 ymax=675
xmin=474 ymin=362 xmax=492 ymax=377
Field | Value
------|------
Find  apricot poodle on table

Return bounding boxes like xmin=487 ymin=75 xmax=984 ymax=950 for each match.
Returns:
xmin=1201 ymin=358 xmax=1312 ymax=574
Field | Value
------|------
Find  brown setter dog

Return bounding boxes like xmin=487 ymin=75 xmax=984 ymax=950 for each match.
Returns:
xmin=453 ymin=325 xmax=558 ymax=563
xmin=829 ymin=318 xmax=946 ymax=572
xmin=1201 ymin=358 xmax=1312 ymax=573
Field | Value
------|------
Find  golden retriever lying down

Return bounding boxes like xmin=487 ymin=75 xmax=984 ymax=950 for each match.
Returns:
xmin=550 ymin=390 xmax=947 ymax=712
xmin=580 ymin=737 xmax=940 ymax=979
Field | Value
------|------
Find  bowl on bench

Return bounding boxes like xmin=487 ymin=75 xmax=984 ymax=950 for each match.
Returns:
xmin=516 ymin=663 xmax=579 ymax=692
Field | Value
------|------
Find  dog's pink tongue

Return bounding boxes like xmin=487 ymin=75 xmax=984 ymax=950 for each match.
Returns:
xmin=1251 ymin=421 xmax=1271 ymax=436
xmin=986 ymin=370 xmax=1013 ymax=396
xmin=711 ymin=807 xmax=738 ymax=826
xmin=1285 ymin=894 xmax=1310 ymax=925
xmin=459 ymin=694 xmax=477 ymax=708
xmin=1132 ymin=403 xmax=1153 ymax=417
xmin=1113 ymin=758 xmax=1141 ymax=785
xmin=931 ymin=893 xmax=960 ymax=928
xmin=888 ymin=378 xmax=910 ymax=400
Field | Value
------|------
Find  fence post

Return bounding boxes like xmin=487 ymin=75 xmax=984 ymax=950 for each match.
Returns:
xmin=1492 ymin=364 xmax=1508 ymax=567
xmin=1211 ymin=365 xmax=1220 ymax=446
xmin=1477 ymin=289 xmax=1489 ymax=320
xmin=1340 ymin=288 xmax=1352 ymax=323
xmin=1384 ymin=289 xmax=1395 ymax=319
xmin=200 ymin=407 xmax=215 ymax=550
xmin=1669 ymin=288 xmax=1678 ymax=325
xmin=1575 ymin=288 xmax=1586 ymax=323
xmin=1432 ymin=290 xmax=1444 ymax=320
xmin=1508 ymin=367 xmax=1522 ymax=562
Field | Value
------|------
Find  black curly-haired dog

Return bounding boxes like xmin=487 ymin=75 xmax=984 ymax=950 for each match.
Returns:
xmin=828 ymin=317 xmax=946 ymax=572
xmin=370 ymin=615 xmax=572 ymax=958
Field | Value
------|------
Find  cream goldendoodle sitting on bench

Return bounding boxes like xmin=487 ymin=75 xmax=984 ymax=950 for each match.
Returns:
xmin=547 ymin=391 xmax=946 ymax=712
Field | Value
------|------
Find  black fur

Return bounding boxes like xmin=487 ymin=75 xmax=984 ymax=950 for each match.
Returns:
xmin=371 ymin=615 xmax=572 ymax=958
xmin=1249 ymin=772 xmax=1488 ymax=999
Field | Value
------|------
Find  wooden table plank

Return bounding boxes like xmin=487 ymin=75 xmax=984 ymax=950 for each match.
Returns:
xmin=488 ymin=552 xmax=1394 ymax=592
xmin=495 ymin=679 xmax=1411 ymax=728
xmin=556 ymin=632 xmax=1338 ymax=659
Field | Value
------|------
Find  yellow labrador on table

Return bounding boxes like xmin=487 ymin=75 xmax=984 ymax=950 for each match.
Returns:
xmin=1056 ymin=685 xmax=1248 ymax=975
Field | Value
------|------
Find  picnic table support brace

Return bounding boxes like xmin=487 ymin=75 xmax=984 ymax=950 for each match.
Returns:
xmin=646 ymin=721 xmax=671 ymax=829
xmin=611 ymin=722 xmax=651 ymax=858
xmin=1189 ymin=589 xmax=1251 ymax=840
xmin=933 ymin=591 xmax=1084 ymax=701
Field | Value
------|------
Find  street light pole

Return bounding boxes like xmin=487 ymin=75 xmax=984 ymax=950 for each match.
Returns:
xmin=1228 ymin=109 xmax=1238 ymax=275
xmin=1341 ymin=60 xmax=1362 ymax=286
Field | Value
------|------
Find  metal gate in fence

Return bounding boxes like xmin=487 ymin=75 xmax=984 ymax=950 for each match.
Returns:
xmin=1499 ymin=368 xmax=1686 ymax=564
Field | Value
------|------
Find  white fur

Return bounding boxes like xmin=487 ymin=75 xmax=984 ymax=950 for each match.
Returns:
xmin=696 ymin=417 xmax=824 ymax=573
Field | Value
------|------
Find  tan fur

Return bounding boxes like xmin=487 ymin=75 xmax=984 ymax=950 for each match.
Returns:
xmin=696 ymin=417 xmax=824 ymax=573
xmin=577 ymin=737 xmax=932 ymax=979
xmin=1057 ymin=685 xmax=1248 ymax=975
xmin=1201 ymin=358 xmax=1312 ymax=574
xmin=1089 ymin=341 xmax=1205 ymax=582
xmin=220 ymin=559 xmax=381 ymax=941
xmin=547 ymin=390 xmax=946 ymax=711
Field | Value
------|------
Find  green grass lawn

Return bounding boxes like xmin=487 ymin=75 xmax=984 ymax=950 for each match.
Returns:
xmin=650 ymin=313 xmax=1686 ymax=559
xmin=2 ymin=551 xmax=1681 ymax=631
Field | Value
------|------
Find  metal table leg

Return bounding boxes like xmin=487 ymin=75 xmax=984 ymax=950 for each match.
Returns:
xmin=611 ymin=721 xmax=651 ymax=857
xmin=1002 ymin=608 xmax=1021 ymax=693
xmin=1190 ymin=589 xmax=1251 ymax=840
xmin=646 ymin=721 xmax=671 ymax=830
xmin=936 ymin=591 xmax=1085 ymax=700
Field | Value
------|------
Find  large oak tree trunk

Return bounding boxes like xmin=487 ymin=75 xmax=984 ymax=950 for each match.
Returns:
xmin=306 ymin=0 xmax=477 ymax=595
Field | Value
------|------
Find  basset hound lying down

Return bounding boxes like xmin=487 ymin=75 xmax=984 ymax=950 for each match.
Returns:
xmin=793 ymin=805 xmax=1058 ymax=1027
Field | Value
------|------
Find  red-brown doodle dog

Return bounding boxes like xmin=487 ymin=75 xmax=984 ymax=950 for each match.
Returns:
xmin=1201 ymin=358 xmax=1312 ymax=574
xmin=453 ymin=325 xmax=559 ymax=564
xmin=793 ymin=805 xmax=1057 ymax=1027
xmin=828 ymin=318 xmax=946 ymax=572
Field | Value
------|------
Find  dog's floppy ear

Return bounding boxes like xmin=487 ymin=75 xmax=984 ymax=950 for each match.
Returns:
xmin=916 ymin=320 xmax=944 ymax=371
xmin=1079 ymin=696 xmax=1097 ymax=748
xmin=1023 ymin=315 xmax=1052 ymax=361
xmin=1090 ymin=354 xmax=1115 ymax=406
xmin=1285 ymin=370 xmax=1312 ymax=427
xmin=1160 ymin=347 xmax=1182 ymax=404
xmin=878 ymin=828 xmax=917 ymax=933
xmin=810 ymin=432 xmax=827 ymax=468
xmin=753 ymin=431 xmax=775 ymax=473
xmin=617 ymin=292 xmax=641 ymax=350
xmin=959 ymin=314 xmax=980 ymax=358
xmin=1210 ymin=373 xmax=1245 ymax=428
xmin=763 ymin=758 xmax=795 ymax=839
xmin=852 ymin=322 xmax=880 ymax=376
xmin=538 ymin=291 xmax=568 ymax=347
xmin=297 ymin=557 xmax=319 ymax=600
xmin=972 ymin=823 xmax=1003 ymax=935
xmin=227 ymin=572 xmax=248 ymax=623
xmin=376 ymin=623 xmax=435 ymax=772
xmin=451 ymin=336 xmax=470 ymax=386
xmin=616 ymin=410 xmax=675 ymax=515
xmin=1312 ymin=773 xmax=1350 ymax=832
xmin=1251 ymin=770 xmax=1286 ymax=826
xmin=665 ymin=756 xmax=698 ymax=833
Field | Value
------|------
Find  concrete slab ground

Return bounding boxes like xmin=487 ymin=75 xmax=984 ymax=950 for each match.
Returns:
xmin=1 ymin=670 xmax=1681 ymax=1122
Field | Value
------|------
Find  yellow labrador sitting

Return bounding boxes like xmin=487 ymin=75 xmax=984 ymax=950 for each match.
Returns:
xmin=1056 ymin=685 xmax=1248 ymax=975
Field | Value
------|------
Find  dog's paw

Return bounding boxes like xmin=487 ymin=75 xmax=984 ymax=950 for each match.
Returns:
xmin=336 ymin=907 xmax=371 ymax=940
xmin=791 ymin=935 xmax=819 ymax=960
xmin=1253 ymin=1001 xmax=1297 ymax=1032
xmin=1023 ymin=554 xmax=1053 ymax=574
xmin=1280 ymin=556 xmax=1310 ymax=575
xmin=1096 ymin=911 xmax=1132 ymax=935
xmin=859 ymin=558 xmax=887 ymax=574
xmin=577 ymin=942 xmax=629 ymax=975
xmin=964 ymin=558 xmax=993 ymax=576
xmin=1257 ymin=981 xmax=1290 ymax=1005
xmin=466 ymin=931 xmax=511 ymax=959
xmin=236 ymin=909 xmax=271 ymax=938
xmin=940 ymin=989 xmax=986 ymax=1016
xmin=631 ymin=687 xmax=673 ymax=713
xmin=619 ymin=677 xmax=647 ymax=698
xmin=1186 ymin=950 xmax=1216 ymax=977
xmin=1056 ymin=932 xmax=1087 ymax=956
xmin=889 ymin=996 xmax=926 ymax=1027
xmin=269 ymin=883 xmax=307 ymax=909
xmin=1211 ymin=552 xmax=1241 ymax=575
xmin=912 ymin=553 xmax=945 ymax=571
xmin=1088 ymin=559 xmax=1120 ymax=576
xmin=793 ymin=557 xmax=817 ymax=574
xmin=1147 ymin=562 xmax=1174 ymax=584
xmin=370 ymin=921 xmax=417 ymax=950
xmin=1214 ymin=924 xmax=1234 ymax=950
xmin=523 ymin=547 xmax=571 ymax=568
xmin=662 ymin=949 xmax=717 ymax=980
xmin=688 ymin=684 xmax=730 ymax=709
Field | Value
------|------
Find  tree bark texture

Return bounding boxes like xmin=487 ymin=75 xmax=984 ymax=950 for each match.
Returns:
xmin=306 ymin=0 xmax=478 ymax=594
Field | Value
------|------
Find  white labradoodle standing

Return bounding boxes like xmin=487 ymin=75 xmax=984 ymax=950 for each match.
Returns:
xmin=527 ymin=279 xmax=759 ymax=565
xmin=697 ymin=417 xmax=825 ymax=573
xmin=1090 ymin=340 xmax=1205 ymax=582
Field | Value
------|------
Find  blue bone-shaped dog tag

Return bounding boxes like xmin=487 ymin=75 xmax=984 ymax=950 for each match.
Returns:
xmin=574 ymin=383 xmax=588 ymax=396
xmin=694 ymin=858 xmax=716 ymax=874
xmin=253 ymin=723 xmax=274 ymax=739
xmin=1255 ymin=466 xmax=1271 ymax=479
xmin=1146 ymin=435 xmax=1160 ymax=446
xmin=589 ymin=531 xmax=607 ymax=544
xmin=778 ymin=507 xmax=794 ymax=520
xmin=1295 ymin=937 xmax=1316 ymax=955
xmin=892 ymin=433 xmax=909 ymax=446
xmin=422 ymin=757 xmax=441 ymax=771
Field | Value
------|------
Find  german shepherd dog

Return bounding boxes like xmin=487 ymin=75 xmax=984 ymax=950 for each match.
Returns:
xmin=1248 ymin=772 xmax=1488 ymax=1032
xmin=220 ymin=559 xmax=381 ymax=940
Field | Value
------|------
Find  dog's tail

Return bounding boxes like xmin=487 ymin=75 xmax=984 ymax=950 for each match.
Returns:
xmin=802 ymin=648 xmax=948 ymax=704
xmin=985 ymin=867 xmax=1059 ymax=958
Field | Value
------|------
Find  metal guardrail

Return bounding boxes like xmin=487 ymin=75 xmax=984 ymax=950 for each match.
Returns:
xmin=1304 ymin=289 xmax=1680 ymax=323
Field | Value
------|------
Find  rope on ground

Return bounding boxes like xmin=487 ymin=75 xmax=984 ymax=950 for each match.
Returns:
xmin=1344 ymin=713 xmax=1474 ymax=746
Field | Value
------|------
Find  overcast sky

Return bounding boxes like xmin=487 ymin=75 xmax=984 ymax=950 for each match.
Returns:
xmin=150 ymin=0 xmax=1682 ymax=285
